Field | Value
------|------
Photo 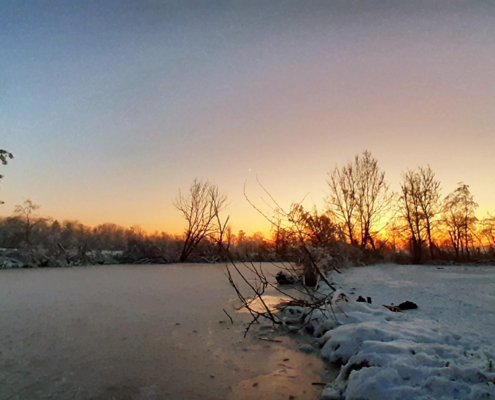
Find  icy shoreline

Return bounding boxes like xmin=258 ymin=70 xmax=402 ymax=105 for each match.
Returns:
xmin=291 ymin=264 xmax=495 ymax=399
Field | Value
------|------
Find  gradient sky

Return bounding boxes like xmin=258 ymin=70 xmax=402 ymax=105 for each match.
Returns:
xmin=1 ymin=1 xmax=494 ymax=236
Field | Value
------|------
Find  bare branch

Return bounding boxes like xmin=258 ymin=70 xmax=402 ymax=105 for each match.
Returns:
xmin=174 ymin=179 xmax=228 ymax=262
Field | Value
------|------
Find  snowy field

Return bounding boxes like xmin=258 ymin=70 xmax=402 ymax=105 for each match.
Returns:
xmin=308 ymin=264 xmax=495 ymax=399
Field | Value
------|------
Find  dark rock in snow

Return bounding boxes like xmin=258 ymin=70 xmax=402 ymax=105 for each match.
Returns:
xmin=383 ymin=301 xmax=419 ymax=312
xmin=356 ymin=296 xmax=366 ymax=302
xmin=367 ymin=296 xmax=372 ymax=304
xmin=305 ymin=324 xmax=315 ymax=335
xmin=398 ymin=301 xmax=418 ymax=310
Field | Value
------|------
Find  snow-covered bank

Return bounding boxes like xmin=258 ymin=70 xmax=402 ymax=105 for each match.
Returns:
xmin=300 ymin=264 xmax=495 ymax=399
xmin=336 ymin=264 xmax=495 ymax=346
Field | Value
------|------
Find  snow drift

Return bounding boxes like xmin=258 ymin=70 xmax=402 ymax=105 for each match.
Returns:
xmin=283 ymin=265 xmax=495 ymax=400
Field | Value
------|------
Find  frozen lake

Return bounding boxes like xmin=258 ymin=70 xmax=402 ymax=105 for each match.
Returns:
xmin=0 ymin=263 xmax=327 ymax=400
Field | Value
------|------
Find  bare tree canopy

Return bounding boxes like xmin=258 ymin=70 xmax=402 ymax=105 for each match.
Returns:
xmin=174 ymin=179 xmax=228 ymax=262
xmin=326 ymin=162 xmax=357 ymax=245
xmin=14 ymin=199 xmax=41 ymax=244
xmin=442 ymin=183 xmax=478 ymax=260
xmin=0 ymin=149 xmax=14 ymax=205
xmin=480 ymin=214 xmax=495 ymax=254
xmin=326 ymin=150 xmax=392 ymax=249
xmin=398 ymin=165 xmax=441 ymax=263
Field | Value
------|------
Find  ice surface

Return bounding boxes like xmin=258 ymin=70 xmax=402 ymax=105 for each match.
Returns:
xmin=0 ymin=264 xmax=325 ymax=400
xmin=308 ymin=264 xmax=495 ymax=400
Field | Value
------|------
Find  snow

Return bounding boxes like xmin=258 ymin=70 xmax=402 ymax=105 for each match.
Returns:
xmin=298 ymin=264 xmax=495 ymax=400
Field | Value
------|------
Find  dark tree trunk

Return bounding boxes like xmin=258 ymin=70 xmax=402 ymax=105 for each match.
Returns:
xmin=411 ymin=238 xmax=422 ymax=264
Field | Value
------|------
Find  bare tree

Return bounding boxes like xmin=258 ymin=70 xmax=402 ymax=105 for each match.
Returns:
xmin=480 ymin=214 xmax=495 ymax=256
xmin=209 ymin=185 xmax=231 ymax=255
xmin=326 ymin=151 xmax=392 ymax=249
xmin=174 ymin=179 xmax=228 ymax=262
xmin=442 ymin=183 xmax=478 ymax=260
xmin=398 ymin=165 xmax=441 ymax=263
xmin=14 ymin=199 xmax=41 ymax=244
xmin=0 ymin=149 xmax=14 ymax=204
xmin=326 ymin=162 xmax=357 ymax=245
xmin=224 ymin=225 xmax=234 ymax=251
xmin=418 ymin=166 xmax=442 ymax=258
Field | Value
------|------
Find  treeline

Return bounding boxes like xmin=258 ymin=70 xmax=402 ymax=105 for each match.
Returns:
xmin=0 ymin=200 xmax=274 ymax=267
xmin=273 ymin=151 xmax=495 ymax=264
xmin=166 ymin=151 xmax=495 ymax=267
xmin=1 ymin=148 xmax=495 ymax=268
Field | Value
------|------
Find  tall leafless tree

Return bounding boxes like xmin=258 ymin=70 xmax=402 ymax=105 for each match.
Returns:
xmin=209 ymin=184 xmax=230 ymax=254
xmin=480 ymin=214 xmax=495 ymax=256
xmin=398 ymin=165 xmax=441 ymax=263
xmin=326 ymin=162 xmax=357 ymax=245
xmin=174 ymin=179 xmax=228 ymax=262
xmin=442 ymin=183 xmax=478 ymax=260
xmin=14 ymin=199 xmax=41 ymax=244
xmin=326 ymin=150 xmax=392 ymax=249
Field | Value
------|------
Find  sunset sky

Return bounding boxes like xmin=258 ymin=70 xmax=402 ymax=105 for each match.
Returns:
xmin=1 ymin=1 xmax=494 ymax=236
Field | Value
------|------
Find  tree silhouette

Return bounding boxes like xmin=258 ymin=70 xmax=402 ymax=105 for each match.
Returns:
xmin=327 ymin=150 xmax=392 ymax=249
xmin=442 ymin=183 xmax=478 ymax=260
xmin=399 ymin=165 xmax=441 ymax=263
xmin=174 ymin=179 xmax=228 ymax=262
xmin=14 ymin=199 xmax=41 ymax=244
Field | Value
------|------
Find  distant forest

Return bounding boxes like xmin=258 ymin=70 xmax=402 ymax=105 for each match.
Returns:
xmin=1 ymin=149 xmax=495 ymax=268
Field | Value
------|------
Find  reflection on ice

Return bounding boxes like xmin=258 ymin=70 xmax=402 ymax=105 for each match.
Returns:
xmin=237 ymin=295 xmax=290 ymax=314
